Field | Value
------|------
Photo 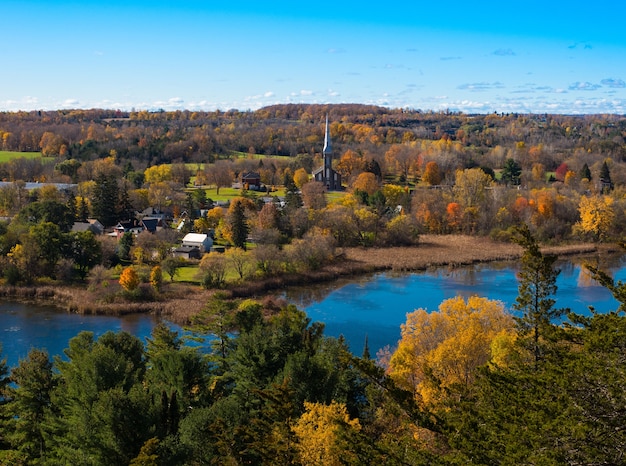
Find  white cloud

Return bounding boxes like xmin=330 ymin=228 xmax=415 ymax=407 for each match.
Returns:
xmin=568 ymin=82 xmax=601 ymax=91
xmin=457 ymin=82 xmax=505 ymax=92
xmin=600 ymin=78 xmax=626 ymax=88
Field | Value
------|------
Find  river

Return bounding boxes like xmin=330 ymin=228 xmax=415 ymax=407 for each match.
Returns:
xmin=1 ymin=255 xmax=624 ymax=368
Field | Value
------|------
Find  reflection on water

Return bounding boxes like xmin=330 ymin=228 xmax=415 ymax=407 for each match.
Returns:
xmin=0 ymin=302 xmax=173 ymax=369
xmin=285 ymin=255 xmax=626 ymax=356
xmin=2 ymin=254 xmax=624 ymax=368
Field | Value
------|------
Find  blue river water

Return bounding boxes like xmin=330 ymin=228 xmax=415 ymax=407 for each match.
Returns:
xmin=289 ymin=256 xmax=626 ymax=356
xmin=0 ymin=255 xmax=624 ymax=368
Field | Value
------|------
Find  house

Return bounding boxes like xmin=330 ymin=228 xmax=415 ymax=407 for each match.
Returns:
xmin=172 ymin=244 xmax=202 ymax=260
xmin=181 ymin=232 xmax=213 ymax=252
xmin=113 ymin=220 xmax=144 ymax=238
xmin=71 ymin=218 xmax=104 ymax=235
xmin=241 ymin=172 xmax=262 ymax=190
xmin=140 ymin=217 xmax=160 ymax=233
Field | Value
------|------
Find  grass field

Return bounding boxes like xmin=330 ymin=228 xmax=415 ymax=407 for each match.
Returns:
xmin=0 ymin=151 xmax=42 ymax=162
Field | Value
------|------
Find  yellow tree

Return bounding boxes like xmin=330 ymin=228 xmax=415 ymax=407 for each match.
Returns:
xmin=335 ymin=149 xmax=366 ymax=181
xmin=352 ymin=172 xmax=379 ymax=195
xmin=293 ymin=167 xmax=309 ymax=189
xmin=576 ymin=195 xmax=615 ymax=241
xmin=292 ymin=401 xmax=361 ymax=466
xmin=389 ymin=296 xmax=514 ymax=406
xmin=119 ymin=267 xmax=140 ymax=291
xmin=422 ymin=161 xmax=442 ymax=186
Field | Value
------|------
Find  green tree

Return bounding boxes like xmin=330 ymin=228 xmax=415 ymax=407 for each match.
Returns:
xmin=118 ymin=231 xmax=134 ymax=262
xmin=227 ymin=198 xmax=249 ymax=249
xmin=161 ymin=256 xmax=183 ymax=282
xmin=5 ymin=349 xmax=55 ymax=463
xmin=512 ymin=224 xmax=564 ymax=363
xmin=599 ymin=160 xmax=613 ymax=192
xmin=16 ymin=199 xmax=74 ymax=232
xmin=501 ymin=158 xmax=522 ymax=185
xmin=29 ymin=221 xmax=66 ymax=278
xmin=70 ymin=230 xmax=102 ymax=280
xmin=92 ymin=173 xmax=120 ymax=226
xmin=580 ymin=162 xmax=592 ymax=181
xmin=50 ymin=331 xmax=152 ymax=466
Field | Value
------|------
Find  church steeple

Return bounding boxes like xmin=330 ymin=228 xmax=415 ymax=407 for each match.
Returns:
xmin=323 ymin=114 xmax=332 ymax=156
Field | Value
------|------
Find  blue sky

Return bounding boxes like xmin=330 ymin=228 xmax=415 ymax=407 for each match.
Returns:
xmin=3 ymin=1 xmax=626 ymax=114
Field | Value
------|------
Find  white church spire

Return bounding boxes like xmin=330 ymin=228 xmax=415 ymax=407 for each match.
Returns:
xmin=323 ymin=114 xmax=332 ymax=155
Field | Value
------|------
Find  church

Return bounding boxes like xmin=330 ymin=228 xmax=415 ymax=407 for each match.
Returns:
xmin=312 ymin=115 xmax=342 ymax=191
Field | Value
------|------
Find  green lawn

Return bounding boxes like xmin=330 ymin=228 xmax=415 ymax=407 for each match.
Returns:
xmin=0 ymin=151 xmax=42 ymax=162
xmin=176 ymin=265 xmax=201 ymax=283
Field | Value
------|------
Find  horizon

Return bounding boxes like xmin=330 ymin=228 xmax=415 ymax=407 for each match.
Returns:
xmin=4 ymin=1 xmax=626 ymax=115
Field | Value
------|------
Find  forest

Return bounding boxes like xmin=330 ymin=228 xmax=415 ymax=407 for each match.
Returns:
xmin=0 ymin=104 xmax=625 ymax=464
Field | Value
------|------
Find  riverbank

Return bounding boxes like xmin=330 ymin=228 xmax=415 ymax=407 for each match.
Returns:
xmin=343 ymin=234 xmax=602 ymax=271
xmin=0 ymin=235 xmax=605 ymax=325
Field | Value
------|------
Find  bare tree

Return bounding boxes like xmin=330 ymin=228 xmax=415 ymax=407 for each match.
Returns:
xmin=205 ymin=160 xmax=234 ymax=195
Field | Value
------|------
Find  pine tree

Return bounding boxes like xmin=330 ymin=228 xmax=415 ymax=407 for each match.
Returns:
xmin=580 ymin=162 xmax=592 ymax=181
xmin=228 ymin=199 xmax=249 ymax=250
xmin=600 ymin=160 xmax=613 ymax=192
xmin=92 ymin=173 xmax=119 ymax=226
xmin=512 ymin=224 xmax=564 ymax=363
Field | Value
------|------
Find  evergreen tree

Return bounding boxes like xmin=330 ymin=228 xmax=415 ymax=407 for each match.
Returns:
xmin=512 ymin=224 xmax=564 ymax=362
xmin=5 ymin=349 xmax=55 ymax=463
xmin=228 ymin=199 xmax=249 ymax=250
xmin=600 ymin=160 xmax=613 ymax=192
xmin=580 ymin=162 xmax=592 ymax=181
xmin=92 ymin=173 xmax=119 ymax=226
xmin=501 ymin=158 xmax=522 ymax=185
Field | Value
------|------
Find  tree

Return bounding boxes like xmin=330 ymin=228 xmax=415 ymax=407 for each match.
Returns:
xmin=70 ymin=231 xmax=102 ymax=280
xmin=161 ymin=256 xmax=183 ymax=282
xmin=454 ymin=168 xmax=492 ymax=208
xmin=293 ymin=168 xmax=309 ymax=189
xmin=118 ymin=231 xmax=134 ymax=262
xmin=422 ymin=161 xmax=442 ymax=186
xmin=300 ymin=181 xmax=327 ymax=210
xmin=149 ymin=265 xmax=162 ymax=291
xmin=119 ymin=267 xmax=140 ymax=291
xmin=501 ymin=158 xmax=522 ymax=185
xmin=575 ymin=195 xmax=615 ymax=241
xmin=50 ymin=331 xmax=151 ymax=465
xmin=205 ymin=160 xmax=233 ymax=195
xmin=512 ymin=224 xmax=563 ymax=363
xmin=29 ymin=221 xmax=65 ymax=278
xmin=389 ymin=296 xmax=514 ymax=406
xmin=92 ymin=173 xmax=119 ymax=226
xmin=580 ymin=162 xmax=592 ymax=181
xmin=352 ymin=172 xmax=379 ymax=195
xmin=198 ymin=252 xmax=227 ymax=288
xmin=599 ymin=160 xmax=613 ymax=192
xmin=225 ymin=198 xmax=250 ymax=249
xmin=555 ymin=162 xmax=569 ymax=182
xmin=385 ymin=143 xmax=419 ymax=184
xmin=6 ymin=349 xmax=55 ymax=463
xmin=292 ymin=401 xmax=361 ymax=466
xmin=16 ymin=200 xmax=74 ymax=233
xmin=225 ymin=247 xmax=251 ymax=280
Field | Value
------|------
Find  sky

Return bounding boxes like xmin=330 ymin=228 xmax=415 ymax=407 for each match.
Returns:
xmin=3 ymin=1 xmax=626 ymax=115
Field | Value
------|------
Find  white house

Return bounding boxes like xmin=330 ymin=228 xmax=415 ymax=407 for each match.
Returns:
xmin=181 ymin=233 xmax=213 ymax=253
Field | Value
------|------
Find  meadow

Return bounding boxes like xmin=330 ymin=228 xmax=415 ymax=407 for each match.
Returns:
xmin=0 ymin=151 xmax=42 ymax=162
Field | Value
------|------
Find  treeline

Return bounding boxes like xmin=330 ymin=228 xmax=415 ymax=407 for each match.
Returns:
xmin=1 ymin=105 xmax=626 ymax=168
xmin=1 ymin=231 xmax=626 ymax=465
